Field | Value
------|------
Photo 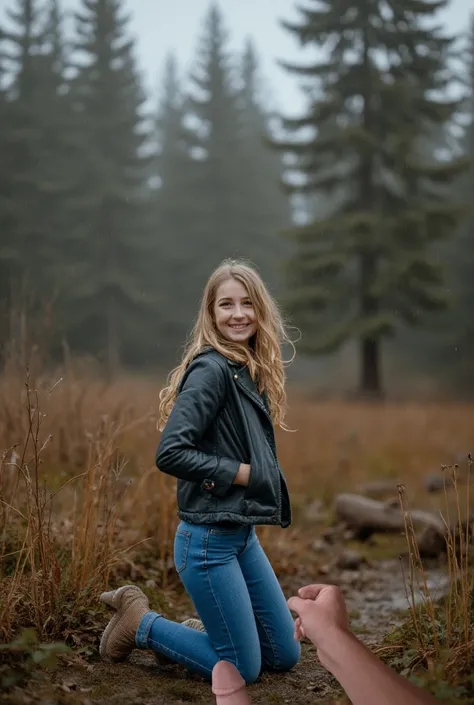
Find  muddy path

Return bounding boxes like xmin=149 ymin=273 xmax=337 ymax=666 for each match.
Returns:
xmin=4 ymin=556 xmax=449 ymax=705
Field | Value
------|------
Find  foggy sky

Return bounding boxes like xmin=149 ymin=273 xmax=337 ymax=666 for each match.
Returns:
xmin=2 ymin=0 xmax=473 ymax=112
xmin=74 ymin=0 xmax=474 ymax=113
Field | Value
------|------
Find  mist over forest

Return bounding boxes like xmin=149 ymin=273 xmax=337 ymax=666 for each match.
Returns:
xmin=1 ymin=0 xmax=474 ymax=398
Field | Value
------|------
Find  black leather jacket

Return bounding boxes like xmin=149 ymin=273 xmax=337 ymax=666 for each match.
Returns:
xmin=156 ymin=348 xmax=291 ymax=528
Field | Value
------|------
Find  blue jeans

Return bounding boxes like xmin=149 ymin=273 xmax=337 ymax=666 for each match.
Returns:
xmin=135 ymin=521 xmax=300 ymax=683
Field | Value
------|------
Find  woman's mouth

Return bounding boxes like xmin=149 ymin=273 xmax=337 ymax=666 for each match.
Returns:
xmin=228 ymin=323 xmax=248 ymax=330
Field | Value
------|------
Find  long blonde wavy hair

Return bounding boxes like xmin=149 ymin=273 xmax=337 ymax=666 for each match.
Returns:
xmin=158 ymin=259 xmax=295 ymax=430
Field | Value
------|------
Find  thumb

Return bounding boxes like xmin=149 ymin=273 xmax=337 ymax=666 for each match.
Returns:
xmin=298 ymin=584 xmax=325 ymax=600
xmin=287 ymin=595 xmax=310 ymax=617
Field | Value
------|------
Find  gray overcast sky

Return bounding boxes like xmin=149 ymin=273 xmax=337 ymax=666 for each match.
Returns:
xmin=3 ymin=0 xmax=474 ymax=113
xmin=104 ymin=0 xmax=474 ymax=114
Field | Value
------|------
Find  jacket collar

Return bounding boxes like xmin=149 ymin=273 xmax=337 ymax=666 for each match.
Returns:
xmin=195 ymin=346 xmax=271 ymax=421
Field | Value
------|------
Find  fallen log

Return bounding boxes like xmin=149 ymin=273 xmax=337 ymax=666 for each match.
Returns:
xmin=333 ymin=493 xmax=473 ymax=558
xmin=333 ymin=493 xmax=446 ymax=538
xmin=357 ymin=480 xmax=403 ymax=499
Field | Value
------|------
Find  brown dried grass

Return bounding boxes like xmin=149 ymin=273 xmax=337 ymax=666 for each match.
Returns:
xmin=0 ymin=352 xmax=473 ymax=644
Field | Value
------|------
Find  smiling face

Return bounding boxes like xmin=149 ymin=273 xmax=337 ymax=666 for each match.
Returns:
xmin=213 ymin=277 xmax=258 ymax=345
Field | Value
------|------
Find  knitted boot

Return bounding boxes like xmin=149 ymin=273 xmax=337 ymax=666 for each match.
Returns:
xmin=99 ymin=585 xmax=150 ymax=662
xmin=182 ymin=618 xmax=205 ymax=632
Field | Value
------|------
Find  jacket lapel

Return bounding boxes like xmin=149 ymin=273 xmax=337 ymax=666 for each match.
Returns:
xmin=231 ymin=363 xmax=272 ymax=424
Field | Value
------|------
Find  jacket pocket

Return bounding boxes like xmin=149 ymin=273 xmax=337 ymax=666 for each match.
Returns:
xmin=174 ymin=528 xmax=191 ymax=574
xmin=245 ymin=457 xmax=260 ymax=496
xmin=220 ymin=408 xmax=250 ymax=463
xmin=244 ymin=447 xmax=279 ymax=515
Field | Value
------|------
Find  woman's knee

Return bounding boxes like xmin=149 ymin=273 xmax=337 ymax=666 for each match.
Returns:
xmin=234 ymin=652 xmax=261 ymax=685
xmin=274 ymin=638 xmax=301 ymax=672
xmin=240 ymin=661 xmax=261 ymax=685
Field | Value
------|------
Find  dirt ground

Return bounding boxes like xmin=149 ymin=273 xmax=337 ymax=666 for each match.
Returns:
xmin=3 ymin=551 xmax=451 ymax=705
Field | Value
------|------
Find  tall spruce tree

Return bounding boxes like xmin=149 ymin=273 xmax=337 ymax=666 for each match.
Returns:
xmin=393 ymin=20 xmax=474 ymax=394
xmin=33 ymin=1 xmax=76 ymax=324
xmin=449 ymin=14 xmax=474 ymax=389
xmin=151 ymin=53 xmax=198 ymax=362
xmin=0 ymin=24 xmax=14 ymax=350
xmin=274 ymin=0 xmax=465 ymax=395
xmin=149 ymin=3 xmax=248 ymax=361
xmin=64 ymin=0 xmax=153 ymax=374
xmin=185 ymin=3 xmax=243 ymax=275
xmin=154 ymin=54 xmax=189 ymax=229
xmin=0 ymin=0 xmax=54 ymax=349
xmin=238 ymin=38 xmax=290 ymax=292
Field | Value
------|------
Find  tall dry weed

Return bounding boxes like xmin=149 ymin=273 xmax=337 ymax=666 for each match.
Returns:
xmin=1 ymin=349 xmax=473 ymax=645
xmin=378 ymin=461 xmax=474 ymax=689
xmin=0 ymin=355 xmax=178 ymax=642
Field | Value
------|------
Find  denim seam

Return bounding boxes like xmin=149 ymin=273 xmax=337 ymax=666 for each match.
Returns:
xmin=148 ymin=637 xmax=212 ymax=676
xmin=240 ymin=526 xmax=254 ymax=556
xmin=204 ymin=529 xmax=239 ymax=670
xmin=176 ymin=530 xmax=191 ymax=574
xmin=254 ymin=611 xmax=279 ymax=669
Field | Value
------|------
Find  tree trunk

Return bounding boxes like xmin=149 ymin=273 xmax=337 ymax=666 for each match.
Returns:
xmin=359 ymin=16 xmax=383 ymax=398
xmin=334 ymin=493 xmax=446 ymax=536
xmin=361 ymin=336 xmax=382 ymax=397
xmin=106 ymin=294 xmax=120 ymax=381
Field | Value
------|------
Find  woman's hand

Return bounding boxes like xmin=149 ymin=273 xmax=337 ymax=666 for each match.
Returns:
xmin=233 ymin=464 xmax=251 ymax=486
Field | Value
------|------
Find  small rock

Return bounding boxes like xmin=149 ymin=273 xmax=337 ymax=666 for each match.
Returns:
xmin=417 ymin=526 xmax=446 ymax=558
xmin=424 ymin=474 xmax=446 ymax=493
xmin=311 ymin=538 xmax=330 ymax=552
xmin=338 ymin=570 xmax=362 ymax=586
xmin=365 ymin=591 xmax=379 ymax=603
xmin=304 ymin=499 xmax=326 ymax=522
xmin=343 ymin=529 xmax=359 ymax=541
xmin=336 ymin=549 xmax=364 ymax=570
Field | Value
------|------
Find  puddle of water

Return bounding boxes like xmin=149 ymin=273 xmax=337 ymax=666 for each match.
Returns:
xmin=390 ymin=570 xmax=450 ymax=612
xmin=345 ymin=561 xmax=451 ymax=637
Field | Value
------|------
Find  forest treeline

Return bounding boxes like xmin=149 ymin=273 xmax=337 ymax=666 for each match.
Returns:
xmin=0 ymin=0 xmax=473 ymax=396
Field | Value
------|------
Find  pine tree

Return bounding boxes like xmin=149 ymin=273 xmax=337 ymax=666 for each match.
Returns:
xmin=238 ymin=39 xmax=291 ymax=292
xmin=64 ymin=0 xmax=153 ymax=374
xmin=0 ymin=0 xmax=51 ymax=348
xmin=151 ymin=54 xmax=198 ymax=362
xmin=185 ymin=3 xmax=243 ymax=273
xmin=155 ymin=54 xmax=189 ymax=213
xmin=33 ymin=0 xmax=76 ymax=323
xmin=274 ymin=0 xmax=465 ymax=395
xmin=0 ymin=24 xmax=15 ymax=350
xmin=447 ymin=14 xmax=474 ymax=389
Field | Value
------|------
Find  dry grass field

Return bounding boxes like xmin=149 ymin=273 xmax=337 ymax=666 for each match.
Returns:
xmin=0 ymin=353 xmax=472 ymax=703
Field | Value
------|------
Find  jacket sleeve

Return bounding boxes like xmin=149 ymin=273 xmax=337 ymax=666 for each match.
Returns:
xmin=156 ymin=356 xmax=241 ymax=498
